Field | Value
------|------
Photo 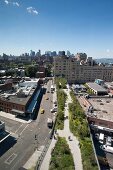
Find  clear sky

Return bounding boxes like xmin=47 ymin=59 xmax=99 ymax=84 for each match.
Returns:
xmin=0 ymin=0 xmax=113 ymax=58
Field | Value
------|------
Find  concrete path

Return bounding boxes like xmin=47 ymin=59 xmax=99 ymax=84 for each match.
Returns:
xmin=23 ymin=146 xmax=44 ymax=169
xmin=0 ymin=111 xmax=32 ymax=124
xmin=40 ymin=138 xmax=57 ymax=170
xmin=40 ymin=88 xmax=83 ymax=170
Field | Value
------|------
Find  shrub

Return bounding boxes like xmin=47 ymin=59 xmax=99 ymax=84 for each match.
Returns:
xmin=69 ymin=91 xmax=98 ymax=170
xmin=49 ymin=137 xmax=74 ymax=170
xmin=55 ymin=89 xmax=67 ymax=130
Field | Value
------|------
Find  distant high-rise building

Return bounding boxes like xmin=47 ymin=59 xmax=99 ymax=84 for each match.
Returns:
xmin=58 ymin=51 xmax=65 ymax=56
xmin=30 ymin=50 xmax=35 ymax=57
xmin=36 ymin=50 xmax=41 ymax=57
xmin=67 ymin=50 xmax=71 ymax=56
xmin=45 ymin=51 xmax=52 ymax=56
xmin=3 ymin=53 xmax=8 ymax=61
xmin=51 ymin=51 xmax=57 ymax=56
xmin=76 ymin=53 xmax=87 ymax=61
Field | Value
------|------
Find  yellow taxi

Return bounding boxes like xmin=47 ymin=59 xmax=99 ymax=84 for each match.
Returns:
xmin=40 ymin=109 xmax=45 ymax=114
xmin=45 ymin=96 xmax=49 ymax=100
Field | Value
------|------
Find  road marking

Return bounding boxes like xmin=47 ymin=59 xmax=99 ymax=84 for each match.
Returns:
xmin=19 ymin=124 xmax=29 ymax=136
xmin=5 ymin=153 xmax=17 ymax=165
xmin=44 ymin=137 xmax=47 ymax=141
xmin=14 ymin=124 xmax=23 ymax=134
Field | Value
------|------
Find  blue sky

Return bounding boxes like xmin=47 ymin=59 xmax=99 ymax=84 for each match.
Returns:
xmin=0 ymin=0 xmax=113 ymax=58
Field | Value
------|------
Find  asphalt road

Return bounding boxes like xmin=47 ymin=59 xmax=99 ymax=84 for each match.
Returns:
xmin=0 ymin=80 xmax=54 ymax=170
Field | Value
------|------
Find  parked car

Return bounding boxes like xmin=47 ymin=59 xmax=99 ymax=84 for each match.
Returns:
xmin=47 ymin=118 xmax=53 ymax=128
xmin=106 ymin=136 xmax=112 ymax=146
xmin=40 ymin=109 xmax=45 ymax=114
xmin=51 ymin=107 xmax=57 ymax=113
xmin=101 ymin=145 xmax=113 ymax=153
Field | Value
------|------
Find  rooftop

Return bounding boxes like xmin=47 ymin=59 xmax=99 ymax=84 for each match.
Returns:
xmin=0 ymin=78 xmax=40 ymax=106
xmin=87 ymin=82 xmax=107 ymax=92
xmin=88 ymin=98 xmax=113 ymax=122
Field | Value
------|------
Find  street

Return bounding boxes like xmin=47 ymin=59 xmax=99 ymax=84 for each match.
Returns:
xmin=0 ymin=80 xmax=54 ymax=170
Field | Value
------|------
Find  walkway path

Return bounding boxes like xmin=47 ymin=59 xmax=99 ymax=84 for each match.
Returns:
xmin=40 ymin=88 xmax=83 ymax=170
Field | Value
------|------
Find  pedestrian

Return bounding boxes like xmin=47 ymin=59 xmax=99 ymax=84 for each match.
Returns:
xmin=68 ymin=136 xmax=70 ymax=140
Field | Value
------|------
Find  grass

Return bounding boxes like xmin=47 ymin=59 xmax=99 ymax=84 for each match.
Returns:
xmin=69 ymin=91 xmax=98 ymax=170
xmin=49 ymin=137 xmax=74 ymax=170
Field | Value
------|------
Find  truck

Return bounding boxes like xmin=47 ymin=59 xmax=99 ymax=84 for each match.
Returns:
xmin=47 ymin=118 xmax=53 ymax=128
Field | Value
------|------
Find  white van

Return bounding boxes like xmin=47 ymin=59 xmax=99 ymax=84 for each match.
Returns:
xmin=51 ymin=107 xmax=57 ymax=113
xmin=99 ymin=133 xmax=104 ymax=144
xmin=101 ymin=145 xmax=113 ymax=153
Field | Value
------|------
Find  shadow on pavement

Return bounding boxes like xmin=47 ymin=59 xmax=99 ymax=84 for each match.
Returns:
xmin=0 ymin=136 xmax=17 ymax=157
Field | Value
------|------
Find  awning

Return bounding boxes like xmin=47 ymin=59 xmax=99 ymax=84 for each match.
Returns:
xmin=11 ymin=109 xmax=25 ymax=115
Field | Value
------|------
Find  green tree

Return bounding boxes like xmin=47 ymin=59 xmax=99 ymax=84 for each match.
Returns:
xmin=25 ymin=66 xmax=37 ymax=77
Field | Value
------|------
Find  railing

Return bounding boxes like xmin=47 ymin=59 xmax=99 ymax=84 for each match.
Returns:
xmin=35 ymin=118 xmax=57 ymax=170
xmin=35 ymin=138 xmax=51 ymax=170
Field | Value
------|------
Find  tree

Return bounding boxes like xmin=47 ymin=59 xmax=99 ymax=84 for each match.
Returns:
xmin=25 ymin=66 xmax=37 ymax=77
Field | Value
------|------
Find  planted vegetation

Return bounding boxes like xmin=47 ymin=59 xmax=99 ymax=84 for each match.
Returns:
xmin=55 ymin=78 xmax=67 ymax=130
xmin=55 ymin=89 xmax=67 ymax=130
xmin=84 ymin=83 xmax=94 ymax=95
xmin=49 ymin=137 xmax=74 ymax=170
xmin=69 ymin=91 xmax=98 ymax=170
xmin=55 ymin=77 xmax=67 ymax=89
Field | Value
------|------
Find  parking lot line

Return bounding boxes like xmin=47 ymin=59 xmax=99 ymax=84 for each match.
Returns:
xmin=5 ymin=153 xmax=17 ymax=165
xmin=19 ymin=124 xmax=29 ymax=136
xmin=14 ymin=124 xmax=23 ymax=134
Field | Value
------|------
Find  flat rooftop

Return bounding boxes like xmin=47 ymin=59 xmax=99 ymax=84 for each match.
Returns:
xmin=88 ymin=98 xmax=113 ymax=122
xmin=87 ymin=82 xmax=107 ymax=92
xmin=0 ymin=88 xmax=35 ymax=106
xmin=0 ymin=78 xmax=40 ymax=106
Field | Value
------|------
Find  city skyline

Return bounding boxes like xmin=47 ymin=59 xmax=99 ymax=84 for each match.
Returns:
xmin=0 ymin=0 xmax=113 ymax=58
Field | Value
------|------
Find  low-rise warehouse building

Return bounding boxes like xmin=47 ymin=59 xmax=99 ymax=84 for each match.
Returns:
xmin=84 ymin=97 xmax=113 ymax=130
xmin=0 ymin=78 xmax=42 ymax=117
xmin=86 ymin=82 xmax=108 ymax=95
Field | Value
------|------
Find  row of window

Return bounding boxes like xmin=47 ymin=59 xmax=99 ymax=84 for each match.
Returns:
xmin=0 ymin=102 xmax=24 ymax=111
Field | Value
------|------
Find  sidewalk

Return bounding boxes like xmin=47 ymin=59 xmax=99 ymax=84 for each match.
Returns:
xmin=23 ymin=146 xmax=44 ymax=169
xmin=0 ymin=111 xmax=32 ymax=124
xmin=39 ymin=138 xmax=57 ymax=170
xmin=40 ymin=88 xmax=83 ymax=170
